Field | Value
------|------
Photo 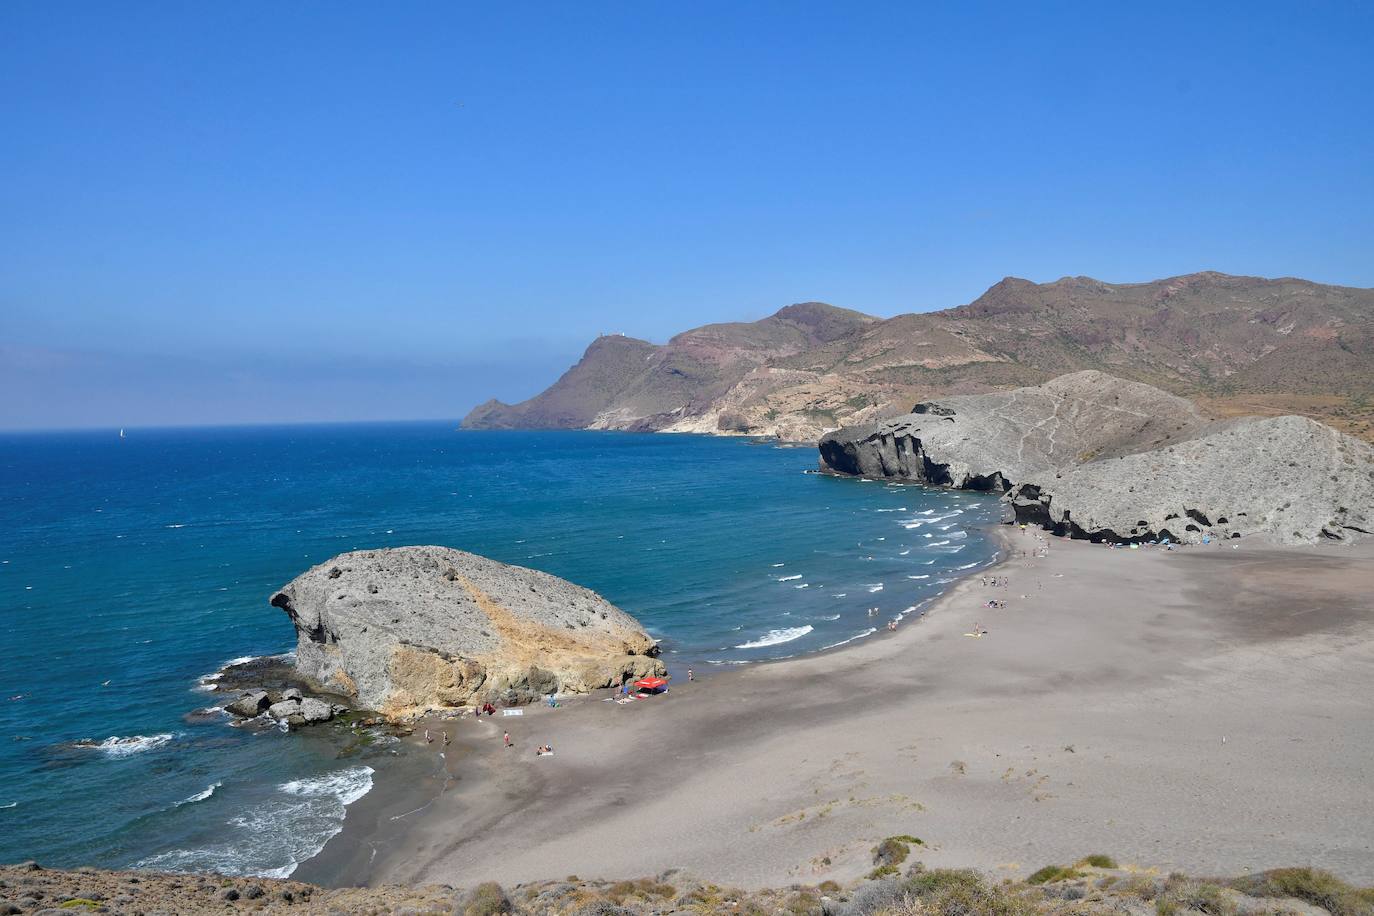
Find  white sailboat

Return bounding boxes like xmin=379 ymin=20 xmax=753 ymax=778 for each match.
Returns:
xmin=119 ymin=428 xmax=125 ymax=439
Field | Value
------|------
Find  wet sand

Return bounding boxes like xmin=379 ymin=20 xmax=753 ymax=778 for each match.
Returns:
xmin=297 ymin=526 xmax=1374 ymax=889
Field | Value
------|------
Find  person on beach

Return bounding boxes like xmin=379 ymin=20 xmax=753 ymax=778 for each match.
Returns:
xmin=503 ymin=731 xmax=512 ymax=748
xmin=443 ymin=730 xmax=451 ymax=747
xmin=424 ymin=729 xmax=432 ymax=744
xmin=687 ymin=668 xmax=694 ymax=682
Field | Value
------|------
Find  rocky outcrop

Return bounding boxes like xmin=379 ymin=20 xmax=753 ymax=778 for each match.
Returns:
xmin=1008 ymin=415 xmax=1374 ymax=545
xmin=818 ymin=371 xmax=1209 ymax=488
xmin=269 ymin=546 xmax=664 ymax=719
xmin=819 ymin=372 xmax=1374 ymax=545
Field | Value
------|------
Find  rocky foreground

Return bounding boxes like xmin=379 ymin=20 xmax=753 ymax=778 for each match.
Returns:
xmin=4 ymin=854 xmax=1371 ymax=916
xmin=268 ymin=547 xmax=664 ymax=720
xmin=818 ymin=371 xmax=1374 ymax=544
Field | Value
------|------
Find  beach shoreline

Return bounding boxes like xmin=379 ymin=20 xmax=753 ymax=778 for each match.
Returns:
xmin=295 ymin=523 xmax=1374 ymax=890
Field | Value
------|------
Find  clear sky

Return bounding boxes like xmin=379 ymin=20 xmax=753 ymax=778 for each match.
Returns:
xmin=2 ymin=2 xmax=1372 ymax=429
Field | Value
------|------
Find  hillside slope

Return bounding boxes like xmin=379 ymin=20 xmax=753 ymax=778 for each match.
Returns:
xmin=463 ymin=272 xmax=1374 ymax=443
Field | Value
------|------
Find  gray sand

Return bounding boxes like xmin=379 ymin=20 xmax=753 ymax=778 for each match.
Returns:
xmin=297 ymin=528 xmax=1374 ymax=889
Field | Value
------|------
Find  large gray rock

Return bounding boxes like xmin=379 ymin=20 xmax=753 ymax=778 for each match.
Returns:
xmin=818 ymin=371 xmax=1374 ymax=545
xmin=267 ymin=700 xmax=301 ymax=720
xmin=1009 ymin=415 xmax=1374 ymax=545
xmin=297 ymin=697 xmax=334 ymax=723
xmin=818 ymin=371 xmax=1208 ymax=489
xmin=270 ymin=546 xmax=664 ymax=719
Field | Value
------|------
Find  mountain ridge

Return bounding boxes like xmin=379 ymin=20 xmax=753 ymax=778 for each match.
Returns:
xmin=463 ymin=272 xmax=1374 ymax=443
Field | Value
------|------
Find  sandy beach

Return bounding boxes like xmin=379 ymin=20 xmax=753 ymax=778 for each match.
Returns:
xmin=296 ymin=525 xmax=1374 ymax=890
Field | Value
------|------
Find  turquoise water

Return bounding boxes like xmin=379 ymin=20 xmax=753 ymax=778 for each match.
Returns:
xmin=0 ymin=424 xmax=998 ymax=876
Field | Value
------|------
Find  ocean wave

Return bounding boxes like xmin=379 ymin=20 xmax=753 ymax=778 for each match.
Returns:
xmin=866 ymin=583 xmax=884 ymax=593
xmin=135 ymin=765 xmax=373 ymax=879
xmin=734 ymin=625 xmax=814 ymax=649
xmin=816 ymin=614 xmax=841 ymax=621
xmin=929 ymin=540 xmax=950 ymax=547
xmin=956 ymin=561 xmax=979 ymax=570
xmin=821 ymin=627 xmax=877 ymax=650
xmin=794 ymin=583 xmax=809 ymax=589
xmin=777 ymin=574 xmax=802 ymax=581
xmin=176 ymin=781 xmax=222 ymax=806
xmin=75 ymin=734 xmax=176 ymax=758
xmin=0 ymin=802 xmax=16 ymax=810
xmin=906 ymin=574 xmax=930 ymax=579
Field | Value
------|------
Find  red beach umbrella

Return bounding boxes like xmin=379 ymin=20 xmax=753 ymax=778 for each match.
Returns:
xmin=633 ymin=676 xmax=668 ymax=690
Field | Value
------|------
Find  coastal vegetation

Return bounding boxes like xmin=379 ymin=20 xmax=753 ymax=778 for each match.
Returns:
xmin=6 ymin=860 xmax=1373 ymax=915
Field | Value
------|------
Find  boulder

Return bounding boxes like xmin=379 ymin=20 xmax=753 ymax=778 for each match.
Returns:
xmin=298 ymin=698 xmax=333 ymax=723
xmin=225 ymin=691 xmax=270 ymax=718
xmin=266 ymin=700 xmax=301 ymax=720
xmin=270 ymin=546 xmax=664 ymax=719
xmin=281 ymin=688 xmax=304 ymax=702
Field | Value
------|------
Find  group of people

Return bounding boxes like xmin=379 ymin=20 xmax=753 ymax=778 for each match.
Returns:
xmin=535 ymin=744 xmax=554 ymax=756
xmin=981 ymin=575 xmax=1010 ymax=588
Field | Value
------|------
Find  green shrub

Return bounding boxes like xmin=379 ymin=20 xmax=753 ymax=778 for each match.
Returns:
xmin=1026 ymin=865 xmax=1080 ymax=885
xmin=463 ymin=881 xmax=512 ymax=916
xmin=874 ymin=837 xmax=913 ymax=868
xmin=59 ymin=902 xmax=100 ymax=912
xmin=905 ymin=868 xmax=984 ymax=897
xmin=818 ymin=880 xmax=841 ymax=894
xmin=1231 ymin=868 xmax=1374 ymax=916
xmin=1079 ymin=854 xmax=1117 ymax=868
xmin=1155 ymin=881 xmax=1237 ymax=916
xmin=868 ymin=864 xmax=900 ymax=879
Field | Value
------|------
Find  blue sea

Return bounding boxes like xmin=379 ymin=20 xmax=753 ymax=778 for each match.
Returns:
xmin=0 ymin=424 xmax=999 ymax=877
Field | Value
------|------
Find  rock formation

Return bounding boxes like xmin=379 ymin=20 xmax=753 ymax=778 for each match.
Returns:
xmin=269 ymin=546 xmax=664 ymax=718
xmin=463 ymin=272 xmax=1374 ymax=445
xmin=817 ymin=371 xmax=1209 ymax=489
xmin=818 ymin=372 xmax=1374 ymax=545
xmin=1008 ymin=415 xmax=1374 ymax=544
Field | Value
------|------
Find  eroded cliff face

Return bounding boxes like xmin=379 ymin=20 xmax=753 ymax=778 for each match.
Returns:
xmin=270 ymin=547 xmax=663 ymax=719
xmin=818 ymin=371 xmax=1208 ymax=488
xmin=819 ymin=372 xmax=1374 ymax=546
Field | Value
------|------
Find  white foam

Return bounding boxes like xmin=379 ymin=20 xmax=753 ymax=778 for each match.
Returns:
xmin=794 ymin=583 xmax=809 ymax=589
xmin=734 ymin=625 xmax=814 ymax=649
xmin=0 ymin=802 xmax=16 ymax=809
xmin=899 ymin=549 xmax=910 ymax=555
xmin=78 ymin=734 xmax=175 ymax=758
xmin=165 ymin=523 xmax=186 ymax=529
xmin=866 ymin=583 xmax=884 ymax=593
xmin=771 ymin=563 xmax=786 ymax=567
xmin=821 ymin=627 xmax=877 ymax=650
xmin=136 ymin=766 xmax=373 ymax=878
xmin=777 ymin=574 xmax=802 ymax=581
xmin=906 ymin=574 xmax=930 ymax=579
xmin=929 ymin=540 xmax=950 ymax=547
xmin=816 ymin=614 xmax=841 ymax=621
xmin=956 ymin=561 xmax=979 ymax=570
xmin=176 ymin=781 xmax=222 ymax=806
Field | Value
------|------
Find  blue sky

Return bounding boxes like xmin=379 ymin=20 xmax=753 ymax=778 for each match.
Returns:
xmin=2 ymin=2 xmax=1372 ymax=429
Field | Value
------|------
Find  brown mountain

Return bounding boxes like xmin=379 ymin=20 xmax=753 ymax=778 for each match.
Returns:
xmin=462 ymin=272 xmax=1374 ymax=443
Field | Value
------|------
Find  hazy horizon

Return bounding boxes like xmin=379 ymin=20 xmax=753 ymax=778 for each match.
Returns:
xmin=4 ymin=3 xmax=1373 ymax=430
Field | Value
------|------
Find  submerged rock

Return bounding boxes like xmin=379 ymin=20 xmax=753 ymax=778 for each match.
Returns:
xmin=270 ymin=546 xmax=664 ymax=719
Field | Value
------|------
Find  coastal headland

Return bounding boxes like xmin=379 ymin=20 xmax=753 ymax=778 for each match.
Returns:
xmin=296 ymin=525 xmax=1374 ymax=890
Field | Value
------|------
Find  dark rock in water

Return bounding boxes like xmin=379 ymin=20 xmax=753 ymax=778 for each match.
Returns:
xmin=270 ymin=546 xmax=664 ymax=719
xmin=225 ymin=691 xmax=270 ymax=718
